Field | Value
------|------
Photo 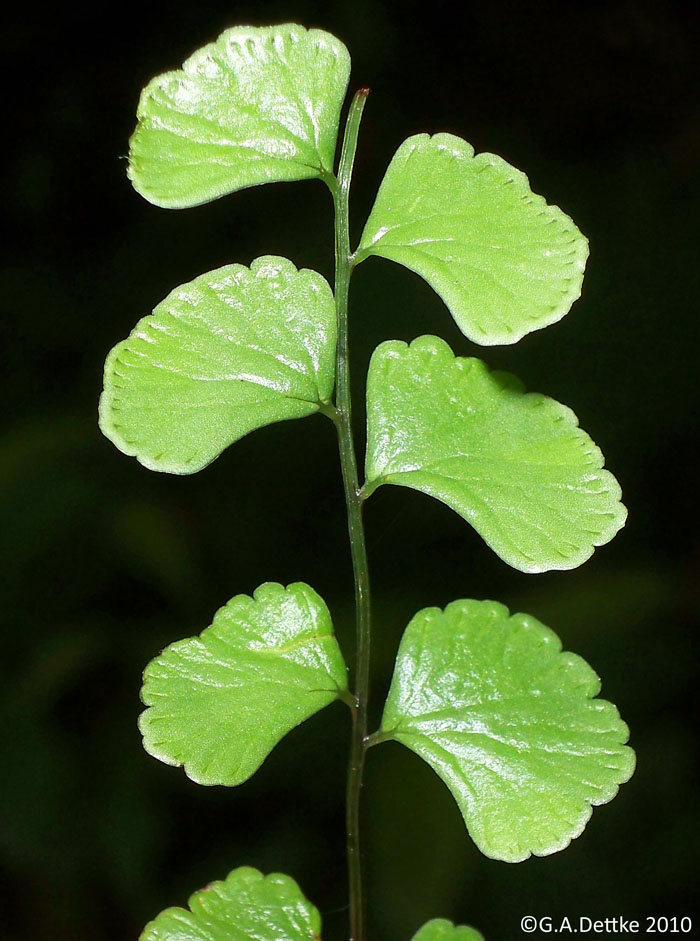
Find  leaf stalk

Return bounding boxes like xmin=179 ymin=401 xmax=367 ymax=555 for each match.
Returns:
xmin=331 ymin=87 xmax=371 ymax=941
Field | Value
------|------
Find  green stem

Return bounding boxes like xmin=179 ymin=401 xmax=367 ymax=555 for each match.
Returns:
xmin=331 ymin=88 xmax=371 ymax=941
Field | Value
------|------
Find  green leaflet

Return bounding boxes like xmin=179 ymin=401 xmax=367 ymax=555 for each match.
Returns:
xmin=129 ymin=24 xmax=350 ymax=208
xmin=140 ymin=866 xmax=321 ymax=940
xmin=139 ymin=866 xmax=485 ymax=941
xmin=139 ymin=582 xmax=348 ymax=787
xmin=357 ymin=134 xmax=588 ymax=345
xmin=99 ymin=256 xmax=336 ymax=475
xmin=364 ymin=336 xmax=626 ymax=573
xmin=381 ymin=599 xmax=635 ymax=863
xmin=412 ymin=920 xmax=484 ymax=941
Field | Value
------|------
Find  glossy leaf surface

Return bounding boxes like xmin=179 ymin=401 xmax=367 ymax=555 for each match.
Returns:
xmin=129 ymin=24 xmax=350 ymax=208
xmin=140 ymin=582 xmax=348 ymax=786
xmin=100 ymin=256 xmax=336 ymax=475
xmin=364 ymin=336 xmax=626 ymax=573
xmin=357 ymin=134 xmax=588 ymax=345
xmin=412 ymin=920 xmax=484 ymax=941
xmin=140 ymin=866 xmax=321 ymax=940
xmin=381 ymin=599 xmax=635 ymax=862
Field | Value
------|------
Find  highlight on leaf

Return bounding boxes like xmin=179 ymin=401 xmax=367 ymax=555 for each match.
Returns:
xmin=357 ymin=133 xmax=588 ymax=345
xmin=99 ymin=256 xmax=336 ymax=475
xmin=140 ymin=866 xmax=322 ymax=941
xmin=412 ymin=919 xmax=485 ymax=941
xmin=129 ymin=24 xmax=351 ymax=208
xmin=364 ymin=335 xmax=626 ymax=573
xmin=139 ymin=582 xmax=348 ymax=787
xmin=380 ymin=599 xmax=635 ymax=862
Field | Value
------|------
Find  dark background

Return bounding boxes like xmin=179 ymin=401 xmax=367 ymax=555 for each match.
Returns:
xmin=2 ymin=1 xmax=699 ymax=938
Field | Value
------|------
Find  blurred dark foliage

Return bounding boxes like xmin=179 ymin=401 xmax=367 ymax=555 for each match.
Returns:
xmin=2 ymin=1 xmax=699 ymax=938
